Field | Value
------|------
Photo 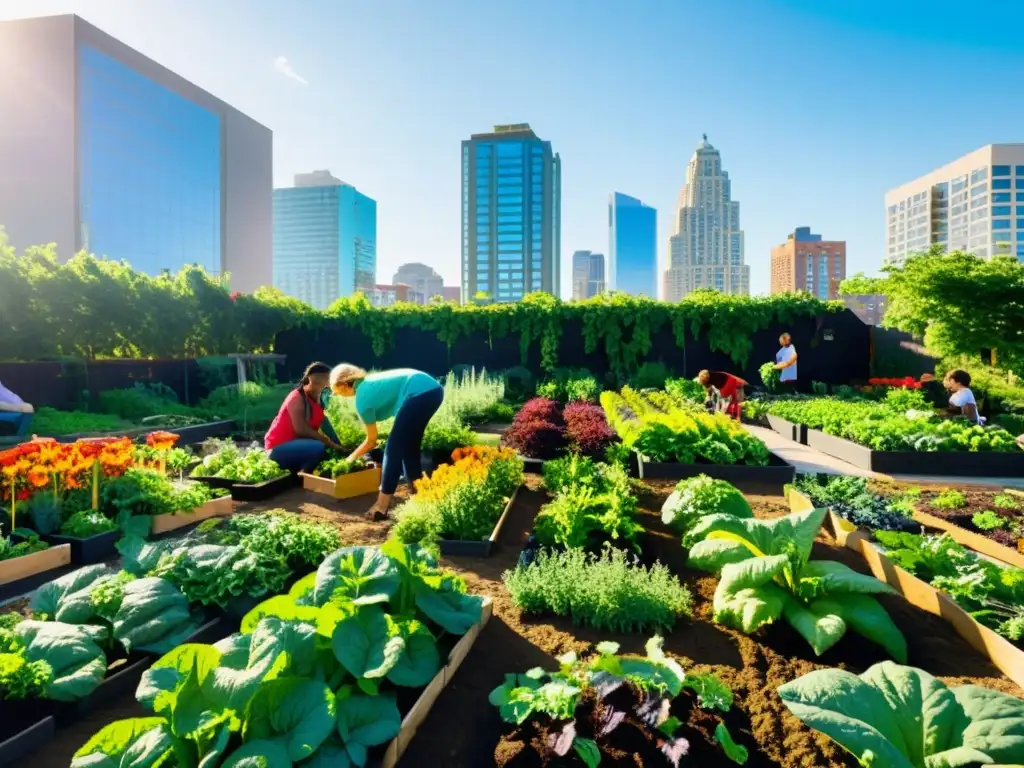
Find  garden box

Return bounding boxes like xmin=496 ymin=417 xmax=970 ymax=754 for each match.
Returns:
xmin=377 ymin=597 xmax=492 ymax=768
xmin=0 ymin=543 xmax=71 ymax=586
xmin=766 ymin=414 xmax=807 ymax=444
xmin=0 ymin=716 xmax=54 ymax=766
xmin=518 ymin=455 xmax=544 ymax=475
xmin=194 ymin=472 xmax=301 ymax=502
xmin=300 ymin=466 xmax=382 ymax=500
xmin=787 ymin=487 xmax=1024 ymax=690
xmin=910 ymin=507 xmax=1024 ymax=569
xmin=150 ymin=494 xmax=234 ymax=535
xmin=635 ymin=450 xmax=795 ymax=493
xmin=438 ymin=486 xmax=522 ymax=557
xmin=805 ymin=427 xmax=1024 ymax=477
xmin=43 ymin=529 xmax=120 ymax=565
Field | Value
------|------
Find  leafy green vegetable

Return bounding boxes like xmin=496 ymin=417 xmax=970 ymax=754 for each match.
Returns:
xmin=60 ymin=509 xmax=119 ymax=538
xmin=779 ymin=660 xmax=1024 ymax=767
xmin=687 ymin=507 xmax=907 ymax=660
xmin=661 ymin=475 xmax=752 ymax=540
xmin=191 ymin=440 xmax=286 ymax=483
xmin=15 ymin=620 xmax=107 ymax=701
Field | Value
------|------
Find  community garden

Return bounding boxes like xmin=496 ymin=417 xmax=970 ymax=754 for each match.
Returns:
xmin=3 ymin=362 xmax=1024 ymax=768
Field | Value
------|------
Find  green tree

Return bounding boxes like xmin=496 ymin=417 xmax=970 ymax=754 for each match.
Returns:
xmin=883 ymin=249 xmax=1024 ymax=369
xmin=839 ymin=272 xmax=889 ymax=295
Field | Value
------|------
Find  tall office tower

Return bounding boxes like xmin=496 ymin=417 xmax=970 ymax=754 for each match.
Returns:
xmin=885 ymin=144 xmax=1024 ymax=265
xmin=393 ymin=262 xmax=444 ymax=302
xmin=461 ymin=123 xmax=561 ymax=302
xmin=273 ymin=173 xmax=377 ymax=310
xmin=770 ymin=227 xmax=847 ymax=299
xmin=571 ymin=250 xmax=605 ymax=299
xmin=664 ymin=136 xmax=748 ymax=300
xmin=608 ymin=193 xmax=656 ymax=296
xmin=0 ymin=14 xmax=272 ymax=292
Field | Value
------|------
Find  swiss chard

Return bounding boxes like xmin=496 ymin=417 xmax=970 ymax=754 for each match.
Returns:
xmin=687 ymin=507 xmax=907 ymax=660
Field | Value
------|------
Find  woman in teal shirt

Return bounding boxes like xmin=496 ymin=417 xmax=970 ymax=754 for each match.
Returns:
xmin=330 ymin=364 xmax=444 ymax=519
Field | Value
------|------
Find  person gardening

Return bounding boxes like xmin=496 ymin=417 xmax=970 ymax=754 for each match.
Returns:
xmin=264 ymin=362 xmax=345 ymax=472
xmin=774 ymin=332 xmax=798 ymax=388
xmin=943 ymin=369 xmax=981 ymax=425
xmin=0 ymin=380 xmax=34 ymax=439
xmin=697 ymin=370 xmax=747 ymax=421
xmin=330 ymin=364 xmax=443 ymax=521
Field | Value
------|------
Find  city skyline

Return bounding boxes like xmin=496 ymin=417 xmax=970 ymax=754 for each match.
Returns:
xmin=1 ymin=1 xmax=1022 ymax=296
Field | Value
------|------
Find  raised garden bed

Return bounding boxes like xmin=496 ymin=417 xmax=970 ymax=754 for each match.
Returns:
xmin=150 ymin=494 xmax=234 ymax=535
xmin=438 ymin=486 xmax=521 ymax=557
xmin=54 ymin=419 xmax=236 ymax=446
xmin=806 ymin=427 xmax=1024 ymax=477
xmin=378 ymin=597 xmax=493 ymax=768
xmin=192 ymin=471 xmax=300 ymax=502
xmin=767 ymin=413 xmax=807 ymax=443
xmin=42 ymin=530 xmax=119 ymax=565
xmin=0 ymin=715 xmax=53 ymax=766
xmin=788 ymin=487 xmax=1024 ymax=690
xmin=634 ymin=450 xmax=795 ymax=492
xmin=0 ymin=543 xmax=71 ymax=587
xmin=301 ymin=466 xmax=382 ymax=499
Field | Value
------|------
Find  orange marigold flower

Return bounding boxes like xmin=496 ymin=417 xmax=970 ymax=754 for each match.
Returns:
xmin=146 ymin=431 xmax=179 ymax=450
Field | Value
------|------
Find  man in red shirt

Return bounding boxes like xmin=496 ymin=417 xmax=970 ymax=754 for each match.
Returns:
xmin=697 ymin=370 xmax=748 ymax=421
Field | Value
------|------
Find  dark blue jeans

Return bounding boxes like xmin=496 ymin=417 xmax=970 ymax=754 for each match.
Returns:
xmin=381 ymin=386 xmax=444 ymax=494
xmin=268 ymin=419 xmax=341 ymax=473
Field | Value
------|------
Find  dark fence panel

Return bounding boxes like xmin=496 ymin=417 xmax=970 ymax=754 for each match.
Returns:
xmin=274 ymin=309 xmax=871 ymax=387
xmin=0 ymin=359 xmax=203 ymax=409
xmin=870 ymin=328 xmax=939 ymax=378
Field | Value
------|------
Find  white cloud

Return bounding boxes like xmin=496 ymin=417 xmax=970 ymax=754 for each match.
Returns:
xmin=273 ymin=56 xmax=309 ymax=86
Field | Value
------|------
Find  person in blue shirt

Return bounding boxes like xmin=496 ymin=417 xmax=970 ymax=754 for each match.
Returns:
xmin=774 ymin=333 xmax=798 ymax=388
xmin=330 ymin=364 xmax=444 ymax=520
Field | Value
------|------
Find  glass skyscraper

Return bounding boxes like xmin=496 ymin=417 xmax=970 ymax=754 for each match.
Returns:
xmin=0 ymin=14 xmax=272 ymax=293
xmin=273 ymin=173 xmax=377 ymax=309
xmin=608 ymin=193 xmax=656 ymax=297
xmin=78 ymin=44 xmax=222 ymax=276
xmin=461 ymin=124 xmax=561 ymax=302
xmin=571 ymin=250 xmax=605 ymax=300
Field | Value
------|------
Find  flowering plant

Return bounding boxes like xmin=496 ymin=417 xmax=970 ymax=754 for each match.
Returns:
xmin=868 ymin=377 xmax=923 ymax=390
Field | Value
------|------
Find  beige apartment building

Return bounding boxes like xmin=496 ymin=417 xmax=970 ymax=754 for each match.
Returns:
xmin=770 ymin=227 xmax=846 ymax=299
xmin=885 ymin=144 xmax=1024 ymax=265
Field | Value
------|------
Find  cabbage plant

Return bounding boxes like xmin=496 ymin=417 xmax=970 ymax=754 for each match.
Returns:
xmin=687 ymin=507 xmax=907 ymax=661
xmin=779 ymin=661 xmax=1024 ymax=767
xmin=661 ymin=475 xmax=752 ymax=543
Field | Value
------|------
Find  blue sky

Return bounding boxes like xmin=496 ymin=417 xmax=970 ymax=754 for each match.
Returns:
xmin=3 ymin=0 xmax=1023 ymax=296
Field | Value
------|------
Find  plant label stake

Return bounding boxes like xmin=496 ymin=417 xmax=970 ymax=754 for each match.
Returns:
xmin=92 ymin=459 xmax=100 ymax=511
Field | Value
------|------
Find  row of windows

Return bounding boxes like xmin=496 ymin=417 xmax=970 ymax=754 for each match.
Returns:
xmin=991 ymin=219 xmax=1024 ymax=229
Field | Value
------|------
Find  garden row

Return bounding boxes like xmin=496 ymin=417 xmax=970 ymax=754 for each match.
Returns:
xmin=748 ymin=379 xmax=1024 ymax=477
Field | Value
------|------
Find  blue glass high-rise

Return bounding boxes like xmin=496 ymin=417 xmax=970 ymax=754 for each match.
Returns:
xmin=273 ymin=179 xmax=377 ymax=309
xmin=608 ymin=193 xmax=657 ymax=297
xmin=461 ymin=124 xmax=560 ymax=303
xmin=78 ymin=44 xmax=222 ymax=275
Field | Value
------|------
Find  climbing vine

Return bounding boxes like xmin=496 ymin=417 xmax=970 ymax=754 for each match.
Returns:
xmin=321 ymin=289 xmax=839 ymax=377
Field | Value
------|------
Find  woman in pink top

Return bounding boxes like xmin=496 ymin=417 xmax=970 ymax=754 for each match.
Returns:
xmin=264 ymin=362 xmax=344 ymax=472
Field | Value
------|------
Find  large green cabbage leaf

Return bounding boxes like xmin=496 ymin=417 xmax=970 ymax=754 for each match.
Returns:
xmin=314 ymin=546 xmax=401 ymax=606
xmin=70 ymin=717 xmax=180 ymax=768
xmin=335 ymin=687 xmax=402 ymax=767
xmin=30 ymin=565 xmax=116 ymax=623
xmin=113 ymin=577 xmax=201 ymax=654
xmin=690 ymin=507 xmax=906 ymax=660
xmin=16 ymin=620 xmax=108 ymax=701
xmin=661 ymin=475 xmax=752 ymax=543
xmin=242 ymin=676 xmax=337 ymax=761
xmin=779 ymin=661 xmax=1024 ymax=767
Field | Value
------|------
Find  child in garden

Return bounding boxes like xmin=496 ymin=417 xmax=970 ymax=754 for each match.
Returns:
xmin=697 ymin=370 xmax=747 ymax=421
xmin=943 ymin=369 xmax=981 ymax=425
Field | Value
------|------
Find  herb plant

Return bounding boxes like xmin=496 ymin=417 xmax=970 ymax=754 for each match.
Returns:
xmin=932 ymin=489 xmax=967 ymax=510
xmin=780 ymin=660 xmax=1024 ymax=768
xmin=792 ymin=474 xmax=920 ymax=533
xmin=687 ymin=507 xmax=907 ymax=659
xmin=759 ymin=361 xmax=781 ymax=392
xmin=504 ymin=546 xmax=692 ymax=633
xmin=490 ymin=637 xmax=748 ymax=766
xmin=316 ymin=454 xmax=370 ymax=478
xmin=0 ymin=530 xmax=49 ymax=561
xmin=60 ymin=509 xmax=118 ymax=538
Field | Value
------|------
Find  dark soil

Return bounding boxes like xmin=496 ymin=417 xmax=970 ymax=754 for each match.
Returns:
xmin=871 ymin=480 xmax=1024 ymax=551
xmin=398 ymin=478 xmax=1024 ymax=768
